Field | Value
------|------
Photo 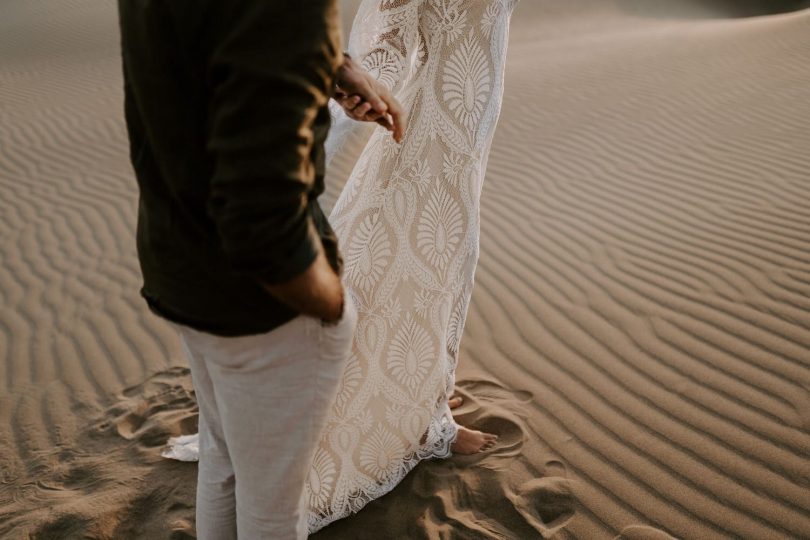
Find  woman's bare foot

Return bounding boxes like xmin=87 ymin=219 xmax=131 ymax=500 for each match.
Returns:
xmin=451 ymin=425 xmax=498 ymax=455
xmin=448 ymin=395 xmax=464 ymax=409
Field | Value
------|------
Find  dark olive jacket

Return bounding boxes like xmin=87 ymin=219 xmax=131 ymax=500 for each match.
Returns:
xmin=118 ymin=0 xmax=343 ymax=336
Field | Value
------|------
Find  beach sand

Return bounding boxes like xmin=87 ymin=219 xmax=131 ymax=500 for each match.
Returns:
xmin=1 ymin=1 xmax=809 ymax=538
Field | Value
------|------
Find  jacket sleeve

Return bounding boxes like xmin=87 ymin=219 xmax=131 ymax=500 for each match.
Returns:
xmin=204 ymin=0 xmax=342 ymax=284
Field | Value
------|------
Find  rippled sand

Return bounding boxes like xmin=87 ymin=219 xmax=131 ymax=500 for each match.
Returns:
xmin=1 ymin=1 xmax=809 ymax=538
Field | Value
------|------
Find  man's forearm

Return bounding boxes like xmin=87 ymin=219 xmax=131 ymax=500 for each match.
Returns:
xmin=261 ymin=250 xmax=344 ymax=322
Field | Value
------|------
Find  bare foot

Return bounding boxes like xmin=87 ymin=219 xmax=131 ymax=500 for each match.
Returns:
xmin=448 ymin=395 xmax=464 ymax=409
xmin=451 ymin=425 xmax=498 ymax=455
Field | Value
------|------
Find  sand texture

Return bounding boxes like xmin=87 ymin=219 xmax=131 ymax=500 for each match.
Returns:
xmin=1 ymin=0 xmax=810 ymax=538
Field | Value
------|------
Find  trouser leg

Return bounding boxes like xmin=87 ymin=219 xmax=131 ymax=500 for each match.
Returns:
xmin=178 ymin=334 xmax=237 ymax=540
xmin=176 ymin=297 xmax=356 ymax=540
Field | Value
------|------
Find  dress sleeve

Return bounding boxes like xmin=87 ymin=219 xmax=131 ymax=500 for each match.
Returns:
xmin=204 ymin=1 xmax=342 ymax=284
xmin=348 ymin=0 xmax=425 ymax=94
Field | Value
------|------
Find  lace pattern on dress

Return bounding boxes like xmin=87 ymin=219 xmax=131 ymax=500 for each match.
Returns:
xmin=307 ymin=0 xmax=518 ymax=532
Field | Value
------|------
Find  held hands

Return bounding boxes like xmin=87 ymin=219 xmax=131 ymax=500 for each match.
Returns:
xmin=265 ymin=56 xmax=406 ymax=323
xmin=261 ymin=60 xmax=404 ymax=323
xmin=334 ymin=54 xmax=406 ymax=143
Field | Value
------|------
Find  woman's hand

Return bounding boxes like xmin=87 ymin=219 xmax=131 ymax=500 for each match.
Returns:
xmin=334 ymin=54 xmax=407 ymax=143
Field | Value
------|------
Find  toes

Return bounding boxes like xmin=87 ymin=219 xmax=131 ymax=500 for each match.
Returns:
xmin=478 ymin=441 xmax=496 ymax=453
xmin=480 ymin=434 xmax=498 ymax=451
xmin=448 ymin=396 xmax=464 ymax=409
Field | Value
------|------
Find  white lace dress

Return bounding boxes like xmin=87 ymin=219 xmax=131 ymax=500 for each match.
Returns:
xmin=162 ymin=0 xmax=518 ymax=531
xmin=307 ymin=0 xmax=518 ymax=531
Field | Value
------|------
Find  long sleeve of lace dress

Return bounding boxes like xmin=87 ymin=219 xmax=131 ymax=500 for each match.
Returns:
xmin=347 ymin=0 xmax=425 ymax=95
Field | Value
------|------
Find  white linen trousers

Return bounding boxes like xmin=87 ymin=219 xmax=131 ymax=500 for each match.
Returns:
xmin=174 ymin=296 xmax=356 ymax=540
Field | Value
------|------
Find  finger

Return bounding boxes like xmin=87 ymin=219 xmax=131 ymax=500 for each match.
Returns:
xmin=375 ymin=114 xmax=394 ymax=131
xmin=349 ymin=108 xmax=369 ymax=122
xmin=341 ymin=95 xmax=362 ymax=110
xmin=337 ymin=94 xmax=362 ymax=111
xmin=358 ymin=80 xmax=388 ymax=115
xmin=352 ymin=107 xmax=376 ymax=122
xmin=386 ymin=98 xmax=407 ymax=143
xmin=354 ymin=102 xmax=373 ymax=117
xmin=362 ymin=110 xmax=384 ymax=122
xmin=374 ymin=85 xmax=406 ymax=142
xmin=368 ymin=95 xmax=388 ymax=115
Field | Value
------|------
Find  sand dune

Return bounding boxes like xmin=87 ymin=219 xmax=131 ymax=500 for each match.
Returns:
xmin=462 ymin=4 xmax=810 ymax=538
xmin=1 ymin=0 xmax=809 ymax=538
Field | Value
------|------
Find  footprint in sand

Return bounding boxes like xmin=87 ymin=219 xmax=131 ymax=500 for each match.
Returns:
xmin=452 ymin=379 xmax=533 ymax=461
xmin=169 ymin=518 xmax=196 ymax=540
xmin=512 ymin=460 xmax=575 ymax=539
xmin=98 ymin=367 xmax=198 ymax=450
xmin=458 ymin=379 xmax=534 ymax=404
xmin=474 ymin=415 xmax=525 ymax=461
xmin=19 ymin=369 xmax=200 ymax=539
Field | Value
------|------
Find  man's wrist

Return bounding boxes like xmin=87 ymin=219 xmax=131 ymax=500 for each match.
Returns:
xmin=321 ymin=285 xmax=345 ymax=326
xmin=335 ymin=53 xmax=355 ymax=89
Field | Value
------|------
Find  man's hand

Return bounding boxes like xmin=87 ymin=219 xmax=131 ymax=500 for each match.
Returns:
xmin=334 ymin=55 xmax=407 ymax=143
xmin=261 ymin=251 xmax=344 ymax=323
